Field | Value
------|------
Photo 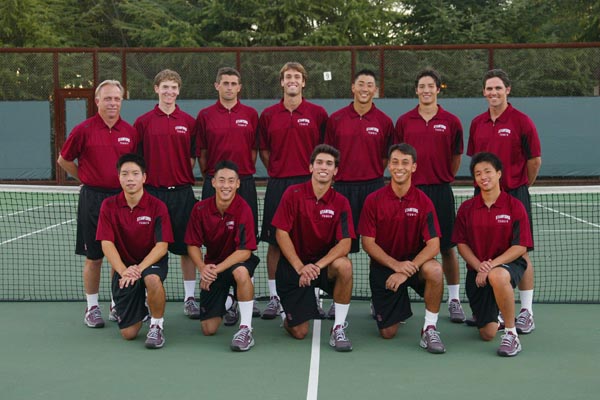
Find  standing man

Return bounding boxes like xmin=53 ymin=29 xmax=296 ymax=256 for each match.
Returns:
xmin=196 ymin=67 xmax=260 ymax=320
xmin=57 ymin=79 xmax=138 ymax=328
xmin=97 ymin=153 xmax=173 ymax=349
xmin=134 ymin=69 xmax=199 ymax=320
xmin=359 ymin=143 xmax=446 ymax=354
xmin=273 ymin=144 xmax=355 ymax=351
xmin=185 ymin=161 xmax=260 ymax=352
xmin=259 ymin=62 xmax=328 ymax=319
xmin=394 ymin=68 xmax=465 ymax=323
xmin=468 ymin=69 xmax=542 ymax=333
xmin=452 ymin=152 xmax=533 ymax=356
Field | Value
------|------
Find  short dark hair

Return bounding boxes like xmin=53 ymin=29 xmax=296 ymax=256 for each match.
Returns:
xmin=483 ymin=69 xmax=511 ymax=89
xmin=216 ymin=67 xmax=241 ymax=84
xmin=214 ymin=160 xmax=239 ymax=177
xmin=353 ymin=69 xmax=377 ymax=84
xmin=117 ymin=153 xmax=146 ymax=173
xmin=388 ymin=143 xmax=417 ymax=162
xmin=469 ymin=152 xmax=503 ymax=177
xmin=310 ymin=144 xmax=340 ymax=167
xmin=414 ymin=68 xmax=442 ymax=89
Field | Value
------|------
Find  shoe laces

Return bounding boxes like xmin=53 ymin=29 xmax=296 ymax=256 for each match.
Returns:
xmin=185 ymin=298 xmax=196 ymax=307
xmin=88 ymin=307 xmax=101 ymax=318
xmin=425 ymin=328 xmax=442 ymax=344
xmin=266 ymin=297 xmax=279 ymax=311
xmin=516 ymin=310 xmax=531 ymax=325
xmin=333 ymin=322 xmax=349 ymax=342
xmin=147 ymin=325 xmax=161 ymax=340
xmin=500 ymin=332 xmax=516 ymax=347
xmin=449 ymin=301 xmax=461 ymax=313
xmin=233 ymin=326 xmax=251 ymax=341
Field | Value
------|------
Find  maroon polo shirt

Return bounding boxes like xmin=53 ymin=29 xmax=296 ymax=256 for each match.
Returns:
xmin=258 ymin=99 xmax=328 ymax=178
xmin=358 ymin=184 xmax=440 ymax=261
xmin=184 ymin=194 xmax=257 ymax=265
xmin=468 ymin=103 xmax=542 ymax=191
xmin=96 ymin=191 xmax=173 ymax=266
xmin=272 ymin=181 xmax=355 ymax=263
xmin=60 ymin=114 xmax=138 ymax=189
xmin=196 ymin=100 xmax=259 ymax=176
xmin=325 ymin=103 xmax=393 ymax=182
xmin=394 ymin=105 xmax=463 ymax=185
xmin=452 ymin=191 xmax=533 ymax=271
xmin=134 ymin=105 xmax=196 ymax=187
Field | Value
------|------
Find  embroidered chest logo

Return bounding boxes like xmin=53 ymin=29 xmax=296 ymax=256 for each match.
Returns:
xmin=117 ymin=137 xmax=131 ymax=145
xmin=137 ymin=216 xmax=152 ymax=225
xmin=297 ymin=118 xmax=311 ymax=127
xmin=320 ymin=209 xmax=335 ymax=219
xmin=366 ymin=127 xmax=380 ymax=135
xmin=433 ymin=124 xmax=447 ymax=133
xmin=236 ymin=119 xmax=249 ymax=127
xmin=175 ymin=125 xmax=188 ymax=134
xmin=225 ymin=220 xmax=235 ymax=230
xmin=404 ymin=207 xmax=419 ymax=217
xmin=496 ymin=214 xmax=511 ymax=224
xmin=497 ymin=128 xmax=511 ymax=137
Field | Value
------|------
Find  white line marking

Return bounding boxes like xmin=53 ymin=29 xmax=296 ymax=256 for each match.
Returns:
xmin=0 ymin=219 xmax=75 ymax=246
xmin=306 ymin=319 xmax=321 ymax=400
xmin=534 ymin=203 xmax=600 ymax=228
xmin=539 ymin=229 xmax=600 ymax=233
xmin=0 ymin=204 xmax=48 ymax=220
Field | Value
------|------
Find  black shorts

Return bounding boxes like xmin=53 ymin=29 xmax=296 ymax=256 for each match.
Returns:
xmin=369 ymin=262 xmax=426 ymax=329
xmin=465 ymin=258 xmax=527 ymax=329
xmin=333 ymin=178 xmax=385 ymax=253
xmin=260 ymin=175 xmax=310 ymax=244
xmin=111 ymin=256 xmax=169 ymax=329
xmin=76 ymin=185 xmax=120 ymax=260
xmin=417 ymin=183 xmax=456 ymax=251
xmin=276 ymin=257 xmax=335 ymax=327
xmin=202 ymin=175 xmax=258 ymax=239
xmin=145 ymin=185 xmax=197 ymax=255
xmin=199 ymin=254 xmax=260 ymax=321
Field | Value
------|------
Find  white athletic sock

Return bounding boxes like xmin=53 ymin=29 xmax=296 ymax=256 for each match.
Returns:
xmin=423 ymin=309 xmax=439 ymax=331
xmin=314 ymin=287 xmax=320 ymax=301
xmin=519 ymin=290 xmax=534 ymax=314
xmin=268 ymin=280 xmax=278 ymax=298
xmin=505 ymin=326 xmax=518 ymax=336
xmin=150 ymin=317 xmax=164 ymax=329
xmin=239 ymin=301 xmax=253 ymax=329
xmin=183 ymin=280 xmax=196 ymax=300
xmin=447 ymin=285 xmax=460 ymax=301
xmin=86 ymin=293 xmax=99 ymax=309
xmin=333 ymin=303 xmax=350 ymax=328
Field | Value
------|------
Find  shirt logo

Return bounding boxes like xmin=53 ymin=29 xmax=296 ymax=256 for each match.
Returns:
xmin=404 ymin=207 xmax=419 ymax=217
xmin=433 ymin=124 xmax=447 ymax=132
xmin=175 ymin=125 xmax=188 ymax=134
xmin=236 ymin=119 xmax=249 ymax=127
xmin=366 ymin=127 xmax=380 ymax=135
xmin=498 ymin=128 xmax=511 ymax=137
xmin=137 ymin=216 xmax=152 ymax=225
xmin=297 ymin=118 xmax=311 ymax=127
xmin=320 ymin=209 xmax=335 ymax=219
xmin=225 ymin=220 xmax=235 ymax=230
xmin=117 ymin=137 xmax=131 ymax=145
xmin=496 ymin=214 xmax=511 ymax=224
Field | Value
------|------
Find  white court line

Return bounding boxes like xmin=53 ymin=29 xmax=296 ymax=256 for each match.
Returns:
xmin=0 ymin=218 xmax=75 ymax=246
xmin=539 ymin=229 xmax=600 ymax=233
xmin=534 ymin=203 xmax=600 ymax=229
xmin=306 ymin=319 xmax=321 ymax=400
xmin=0 ymin=204 xmax=48 ymax=220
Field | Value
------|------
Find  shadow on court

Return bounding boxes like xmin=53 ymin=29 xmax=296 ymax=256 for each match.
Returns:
xmin=0 ymin=301 xmax=598 ymax=400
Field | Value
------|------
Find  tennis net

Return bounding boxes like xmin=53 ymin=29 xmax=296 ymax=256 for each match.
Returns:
xmin=1 ymin=184 xmax=599 ymax=303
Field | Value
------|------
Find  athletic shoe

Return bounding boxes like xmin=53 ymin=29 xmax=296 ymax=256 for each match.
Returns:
xmin=252 ymin=300 xmax=262 ymax=318
xmin=183 ymin=297 xmax=201 ymax=320
xmin=497 ymin=331 xmax=521 ymax=357
xmin=108 ymin=306 xmax=118 ymax=322
xmin=316 ymin=303 xmax=326 ymax=319
xmin=261 ymin=296 xmax=281 ymax=320
xmin=370 ymin=302 xmax=376 ymax=320
xmin=515 ymin=308 xmax=535 ymax=334
xmin=145 ymin=325 xmax=165 ymax=349
xmin=448 ymin=299 xmax=466 ymax=323
xmin=419 ymin=325 xmax=446 ymax=354
xmin=231 ymin=325 xmax=254 ymax=352
xmin=464 ymin=314 xmax=477 ymax=327
xmin=329 ymin=322 xmax=352 ymax=352
xmin=326 ymin=303 xmax=335 ymax=320
xmin=84 ymin=306 xmax=105 ymax=328
xmin=224 ymin=298 xmax=239 ymax=326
